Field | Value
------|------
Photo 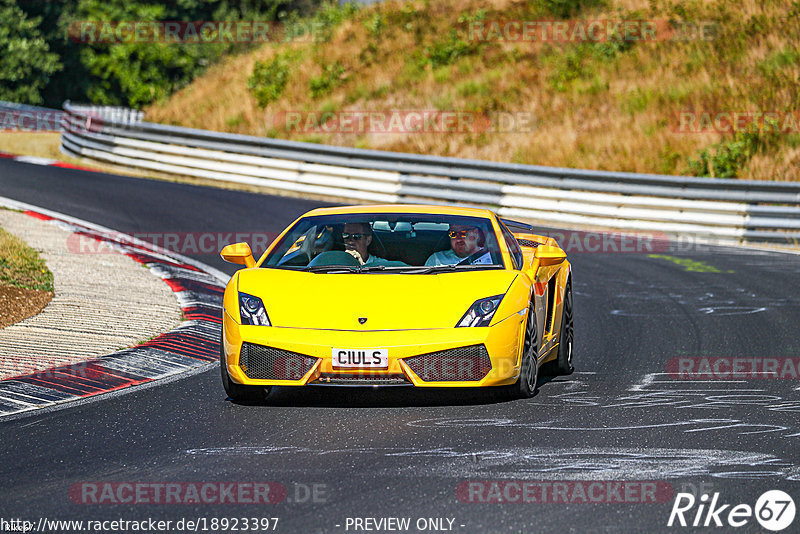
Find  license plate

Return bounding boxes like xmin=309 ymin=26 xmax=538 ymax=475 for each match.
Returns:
xmin=332 ymin=348 xmax=388 ymax=368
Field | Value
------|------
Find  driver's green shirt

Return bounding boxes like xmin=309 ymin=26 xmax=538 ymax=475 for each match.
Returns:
xmin=364 ymin=254 xmax=407 ymax=267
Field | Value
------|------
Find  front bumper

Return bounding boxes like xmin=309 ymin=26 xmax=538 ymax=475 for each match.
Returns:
xmin=222 ymin=310 xmax=526 ymax=388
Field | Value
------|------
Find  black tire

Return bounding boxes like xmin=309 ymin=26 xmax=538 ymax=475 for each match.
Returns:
xmin=220 ymin=336 xmax=269 ymax=402
xmin=509 ymin=304 xmax=538 ymax=398
xmin=556 ymin=280 xmax=574 ymax=375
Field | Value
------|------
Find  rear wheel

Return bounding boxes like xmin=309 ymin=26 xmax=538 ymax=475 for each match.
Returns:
xmin=509 ymin=305 xmax=538 ymax=398
xmin=556 ymin=281 xmax=574 ymax=375
xmin=220 ymin=335 xmax=270 ymax=402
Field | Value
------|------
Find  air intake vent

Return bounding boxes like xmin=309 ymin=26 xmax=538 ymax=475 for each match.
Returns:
xmin=315 ymin=374 xmax=410 ymax=386
xmin=404 ymin=345 xmax=492 ymax=382
xmin=239 ymin=343 xmax=317 ymax=380
xmin=516 ymin=238 xmax=540 ymax=248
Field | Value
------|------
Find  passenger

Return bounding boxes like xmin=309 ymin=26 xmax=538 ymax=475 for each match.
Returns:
xmin=342 ymin=223 xmax=405 ymax=266
xmin=425 ymin=224 xmax=491 ymax=266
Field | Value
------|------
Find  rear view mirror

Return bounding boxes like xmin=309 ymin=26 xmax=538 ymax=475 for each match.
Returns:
xmin=535 ymin=245 xmax=566 ymax=266
xmin=220 ymin=242 xmax=255 ymax=268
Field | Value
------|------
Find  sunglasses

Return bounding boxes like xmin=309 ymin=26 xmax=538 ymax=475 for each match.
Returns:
xmin=448 ymin=229 xmax=475 ymax=238
xmin=342 ymin=233 xmax=367 ymax=240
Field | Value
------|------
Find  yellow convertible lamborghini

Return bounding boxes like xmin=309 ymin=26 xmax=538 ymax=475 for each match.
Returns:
xmin=219 ymin=205 xmax=573 ymax=401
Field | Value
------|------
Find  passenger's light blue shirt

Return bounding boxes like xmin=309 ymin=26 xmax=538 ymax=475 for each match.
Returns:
xmin=425 ymin=249 xmax=493 ymax=266
xmin=424 ymin=249 xmax=462 ymax=266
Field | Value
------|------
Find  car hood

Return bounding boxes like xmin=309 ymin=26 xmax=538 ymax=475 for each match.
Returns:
xmin=237 ymin=268 xmax=518 ymax=330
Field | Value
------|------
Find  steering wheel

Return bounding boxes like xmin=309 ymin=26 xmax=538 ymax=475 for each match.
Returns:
xmin=456 ymin=247 xmax=490 ymax=266
xmin=307 ymin=250 xmax=361 ymax=268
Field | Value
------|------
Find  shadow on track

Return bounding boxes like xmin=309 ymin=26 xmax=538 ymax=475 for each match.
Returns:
xmin=224 ymin=374 xmax=568 ymax=408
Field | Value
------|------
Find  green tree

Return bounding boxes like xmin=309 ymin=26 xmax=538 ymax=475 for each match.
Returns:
xmin=75 ymin=1 xmax=194 ymax=107
xmin=0 ymin=0 xmax=61 ymax=104
xmin=16 ymin=0 xmax=88 ymax=107
xmin=10 ymin=0 xmax=319 ymax=108
xmin=73 ymin=0 xmax=304 ymax=107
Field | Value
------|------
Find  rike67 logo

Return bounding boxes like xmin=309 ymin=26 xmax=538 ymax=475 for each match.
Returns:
xmin=668 ymin=490 xmax=795 ymax=531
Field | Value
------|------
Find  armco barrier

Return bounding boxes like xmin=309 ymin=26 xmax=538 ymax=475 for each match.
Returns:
xmin=58 ymin=101 xmax=800 ymax=243
xmin=1 ymin=100 xmax=65 ymax=132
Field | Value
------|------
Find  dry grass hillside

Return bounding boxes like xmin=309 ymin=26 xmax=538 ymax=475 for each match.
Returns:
xmin=147 ymin=0 xmax=800 ymax=180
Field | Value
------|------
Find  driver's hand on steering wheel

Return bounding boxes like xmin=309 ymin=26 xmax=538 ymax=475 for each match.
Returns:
xmin=345 ymin=249 xmax=366 ymax=265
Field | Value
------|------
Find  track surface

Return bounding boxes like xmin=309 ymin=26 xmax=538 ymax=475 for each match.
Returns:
xmin=2 ymin=158 xmax=800 ymax=533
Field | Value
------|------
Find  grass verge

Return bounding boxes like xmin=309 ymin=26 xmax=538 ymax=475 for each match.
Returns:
xmin=144 ymin=0 xmax=800 ymax=181
xmin=0 ymin=224 xmax=54 ymax=292
xmin=0 ymin=217 xmax=54 ymax=329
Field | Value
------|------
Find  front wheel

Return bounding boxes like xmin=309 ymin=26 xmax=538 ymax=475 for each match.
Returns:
xmin=220 ymin=335 xmax=270 ymax=402
xmin=556 ymin=280 xmax=574 ymax=375
xmin=509 ymin=305 xmax=538 ymax=398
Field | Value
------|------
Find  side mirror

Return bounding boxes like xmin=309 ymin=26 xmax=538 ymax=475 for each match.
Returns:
xmin=220 ymin=242 xmax=255 ymax=268
xmin=535 ymin=245 xmax=566 ymax=266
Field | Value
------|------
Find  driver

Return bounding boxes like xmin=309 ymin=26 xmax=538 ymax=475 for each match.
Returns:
xmin=425 ymin=224 xmax=491 ymax=266
xmin=342 ymin=222 xmax=403 ymax=267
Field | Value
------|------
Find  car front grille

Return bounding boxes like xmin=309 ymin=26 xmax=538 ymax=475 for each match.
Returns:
xmin=403 ymin=344 xmax=492 ymax=382
xmin=239 ymin=343 xmax=317 ymax=380
xmin=313 ymin=373 xmax=411 ymax=386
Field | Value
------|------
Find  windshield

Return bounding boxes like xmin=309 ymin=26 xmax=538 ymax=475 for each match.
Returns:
xmin=262 ymin=213 xmax=505 ymax=272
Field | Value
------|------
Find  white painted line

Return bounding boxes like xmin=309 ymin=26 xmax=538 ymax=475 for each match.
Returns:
xmin=0 ymin=389 xmax=52 ymax=403
xmin=650 ymin=382 xmax=756 ymax=384
xmin=13 ymin=156 xmax=57 ymax=165
xmin=0 ymin=395 xmax=36 ymax=407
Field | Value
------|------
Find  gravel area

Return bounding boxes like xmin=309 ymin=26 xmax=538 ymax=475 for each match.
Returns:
xmin=0 ymin=285 xmax=52 ymax=328
xmin=0 ymin=209 xmax=182 ymax=379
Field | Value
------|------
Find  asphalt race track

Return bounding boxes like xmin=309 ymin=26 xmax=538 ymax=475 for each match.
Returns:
xmin=2 ymin=158 xmax=800 ymax=533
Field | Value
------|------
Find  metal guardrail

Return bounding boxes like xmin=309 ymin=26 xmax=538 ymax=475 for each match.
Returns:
xmin=1 ymin=100 xmax=64 ymax=132
xmin=62 ymin=104 xmax=144 ymax=126
xmin=59 ymin=101 xmax=800 ymax=243
xmin=0 ymin=100 xmax=61 ymax=113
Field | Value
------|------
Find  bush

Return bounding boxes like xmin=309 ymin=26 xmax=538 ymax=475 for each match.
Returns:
xmin=687 ymin=123 xmax=783 ymax=178
xmin=546 ymin=45 xmax=591 ymax=92
xmin=545 ymin=34 xmax=635 ymax=92
xmin=248 ymin=51 xmax=300 ymax=107
xmin=308 ymin=61 xmax=346 ymax=98
xmin=364 ymin=13 xmax=386 ymax=37
xmin=423 ymin=30 xmax=478 ymax=68
xmin=539 ymin=0 xmax=607 ymax=18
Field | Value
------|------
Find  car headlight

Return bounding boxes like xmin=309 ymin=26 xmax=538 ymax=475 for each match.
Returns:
xmin=457 ymin=294 xmax=504 ymax=327
xmin=239 ymin=292 xmax=270 ymax=326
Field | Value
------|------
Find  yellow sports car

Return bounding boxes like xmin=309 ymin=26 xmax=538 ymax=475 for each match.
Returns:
xmin=219 ymin=205 xmax=573 ymax=401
